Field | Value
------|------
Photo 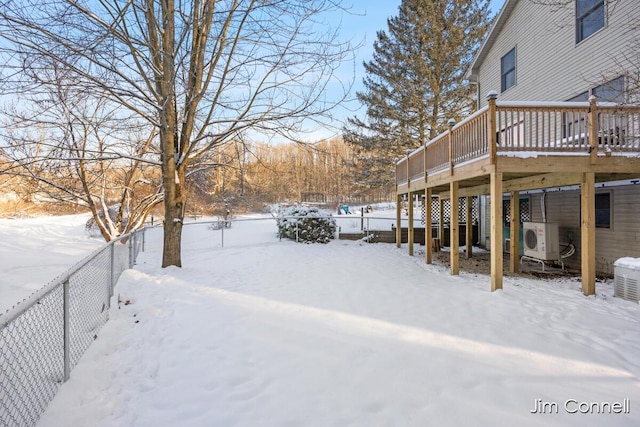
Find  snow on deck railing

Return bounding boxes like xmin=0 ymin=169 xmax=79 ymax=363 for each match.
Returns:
xmin=0 ymin=228 xmax=146 ymax=427
xmin=396 ymin=100 xmax=640 ymax=187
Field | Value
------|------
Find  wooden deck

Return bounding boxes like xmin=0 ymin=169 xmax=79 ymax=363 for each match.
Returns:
xmin=395 ymin=95 xmax=640 ymax=295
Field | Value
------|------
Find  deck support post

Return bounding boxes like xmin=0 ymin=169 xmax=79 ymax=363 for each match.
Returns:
xmin=581 ymin=172 xmax=596 ymax=295
xmin=438 ymin=198 xmax=445 ymax=248
xmin=408 ymin=191 xmax=414 ymax=256
xmin=465 ymin=196 xmax=473 ymax=259
xmin=396 ymin=194 xmax=402 ymax=248
xmin=510 ymin=191 xmax=520 ymax=273
xmin=450 ymin=182 xmax=459 ymax=275
xmin=490 ymin=171 xmax=503 ymax=291
xmin=425 ymin=188 xmax=433 ymax=264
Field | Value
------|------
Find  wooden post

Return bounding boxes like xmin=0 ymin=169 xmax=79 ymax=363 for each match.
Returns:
xmin=396 ymin=194 xmax=402 ymax=248
xmin=465 ymin=196 xmax=473 ymax=259
xmin=487 ymin=91 xmax=498 ymax=165
xmin=448 ymin=119 xmax=456 ymax=176
xmin=510 ymin=191 xmax=520 ymax=273
xmin=490 ymin=171 xmax=503 ymax=291
xmin=408 ymin=191 xmax=414 ymax=256
xmin=425 ymin=188 xmax=433 ymax=264
xmin=588 ymin=95 xmax=598 ymax=165
xmin=581 ymin=172 xmax=596 ymax=295
xmin=439 ymin=197 xmax=445 ymax=247
xmin=450 ymin=182 xmax=459 ymax=275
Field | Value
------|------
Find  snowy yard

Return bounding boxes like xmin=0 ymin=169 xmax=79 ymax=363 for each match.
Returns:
xmin=2 ymin=213 xmax=640 ymax=426
xmin=0 ymin=215 xmax=104 ymax=315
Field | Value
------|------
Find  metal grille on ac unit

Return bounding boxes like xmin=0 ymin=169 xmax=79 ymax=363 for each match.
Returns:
xmin=614 ymin=258 xmax=640 ymax=303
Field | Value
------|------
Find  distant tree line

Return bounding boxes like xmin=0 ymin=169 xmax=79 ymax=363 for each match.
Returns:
xmin=0 ymin=136 xmax=394 ymax=218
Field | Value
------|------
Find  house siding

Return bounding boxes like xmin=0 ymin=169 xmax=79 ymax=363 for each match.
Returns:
xmin=471 ymin=1 xmax=640 ymax=277
xmin=477 ymin=0 xmax=640 ymax=107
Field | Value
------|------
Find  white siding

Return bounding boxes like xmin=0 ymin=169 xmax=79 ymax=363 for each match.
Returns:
xmin=477 ymin=0 xmax=640 ymax=106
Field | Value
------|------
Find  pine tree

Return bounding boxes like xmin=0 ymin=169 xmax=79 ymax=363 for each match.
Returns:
xmin=344 ymin=0 xmax=491 ymax=195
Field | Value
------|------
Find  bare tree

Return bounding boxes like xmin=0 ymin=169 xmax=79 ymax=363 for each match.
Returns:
xmin=1 ymin=58 xmax=162 ymax=239
xmin=0 ymin=0 xmax=354 ymax=267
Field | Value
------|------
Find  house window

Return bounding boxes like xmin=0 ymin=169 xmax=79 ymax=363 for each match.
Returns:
xmin=595 ymin=192 xmax=611 ymax=228
xmin=501 ymin=48 xmax=516 ymax=92
xmin=592 ymin=75 xmax=625 ymax=103
xmin=563 ymin=76 xmax=625 ymax=138
xmin=576 ymin=0 xmax=605 ymax=43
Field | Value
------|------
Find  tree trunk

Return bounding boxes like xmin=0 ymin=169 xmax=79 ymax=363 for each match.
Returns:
xmin=162 ymin=162 xmax=186 ymax=268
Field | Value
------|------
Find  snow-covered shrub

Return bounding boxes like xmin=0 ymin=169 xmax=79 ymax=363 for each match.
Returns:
xmin=85 ymin=205 xmax=128 ymax=238
xmin=276 ymin=205 xmax=336 ymax=243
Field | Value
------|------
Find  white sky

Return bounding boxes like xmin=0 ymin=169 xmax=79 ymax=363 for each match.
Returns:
xmin=2 ymin=208 xmax=639 ymax=426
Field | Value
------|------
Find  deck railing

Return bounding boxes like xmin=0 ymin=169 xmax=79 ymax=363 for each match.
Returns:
xmin=396 ymin=98 xmax=640 ymax=186
xmin=407 ymin=146 xmax=425 ymax=182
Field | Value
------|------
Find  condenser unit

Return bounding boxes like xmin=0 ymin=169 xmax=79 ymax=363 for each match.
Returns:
xmin=523 ymin=222 xmax=560 ymax=260
xmin=614 ymin=258 xmax=640 ymax=303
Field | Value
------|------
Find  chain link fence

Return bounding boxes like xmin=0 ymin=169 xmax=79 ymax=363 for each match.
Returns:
xmin=0 ymin=229 xmax=146 ymax=427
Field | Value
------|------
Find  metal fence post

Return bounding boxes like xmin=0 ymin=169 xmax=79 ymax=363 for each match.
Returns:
xmin=108 ymin=243 xmax=115 ymax=308
xmin=63 ymin=278 xmax=70 ymax=382
xmin=128 ymin=236 xmax=134 ymax=269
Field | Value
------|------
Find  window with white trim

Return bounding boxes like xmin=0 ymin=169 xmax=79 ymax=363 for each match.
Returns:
xmin=576 ymin=0 xmax=605 ymax=43
xmin=501 ymin=48 xmax=516 ymax=93
xmin=563 ymin=75 xmax=625 ymax=138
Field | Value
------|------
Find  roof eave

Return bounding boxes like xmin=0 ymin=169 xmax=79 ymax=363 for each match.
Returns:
xmin=465 ymin=0 xmax=520 ymax=82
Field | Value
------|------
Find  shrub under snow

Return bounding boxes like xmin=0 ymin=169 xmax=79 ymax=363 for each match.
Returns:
xmin=276 ymin=205 xmax=336 ymax=243
xmin=85 ymin=205 xmax=128 ymax=238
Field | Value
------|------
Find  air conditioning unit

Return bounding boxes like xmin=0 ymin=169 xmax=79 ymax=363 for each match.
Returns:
xmin=523 ymin=222 xmax=559 ymax=260
xmin=614 ymin=258 xmax=640 ymax=303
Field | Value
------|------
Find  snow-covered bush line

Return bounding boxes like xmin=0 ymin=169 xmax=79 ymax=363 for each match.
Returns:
xmin=275 ymin=205 xmax=336 ymax=243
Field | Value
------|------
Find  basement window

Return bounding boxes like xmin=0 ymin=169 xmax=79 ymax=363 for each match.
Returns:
xmin=595 ymin=192 xmax=611 ymax=228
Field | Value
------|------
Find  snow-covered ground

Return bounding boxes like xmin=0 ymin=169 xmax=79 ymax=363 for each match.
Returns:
xmin=0 ymin=214 xmax=104 ymax=314
xmin=3 ymin=211 xmax=640 ymax=426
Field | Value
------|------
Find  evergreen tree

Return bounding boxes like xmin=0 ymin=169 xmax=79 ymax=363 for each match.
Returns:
xmin=344 ymin=0 xmax=491 ymax=195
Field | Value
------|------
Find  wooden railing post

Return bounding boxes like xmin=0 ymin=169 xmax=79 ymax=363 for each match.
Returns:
xmin=448 ymin=118 xmax=456 ymax=175
xmin=487 ymin=91 xmax=498 ymax=164
xmin=589 ymin=95 xmax=598 ymax=165
xmin=406 ymin=148 xmax=411 ymax=186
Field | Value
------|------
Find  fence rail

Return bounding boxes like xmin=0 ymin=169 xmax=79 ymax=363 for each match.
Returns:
xmin=0 ymin=229 xmax=146 ymax=427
